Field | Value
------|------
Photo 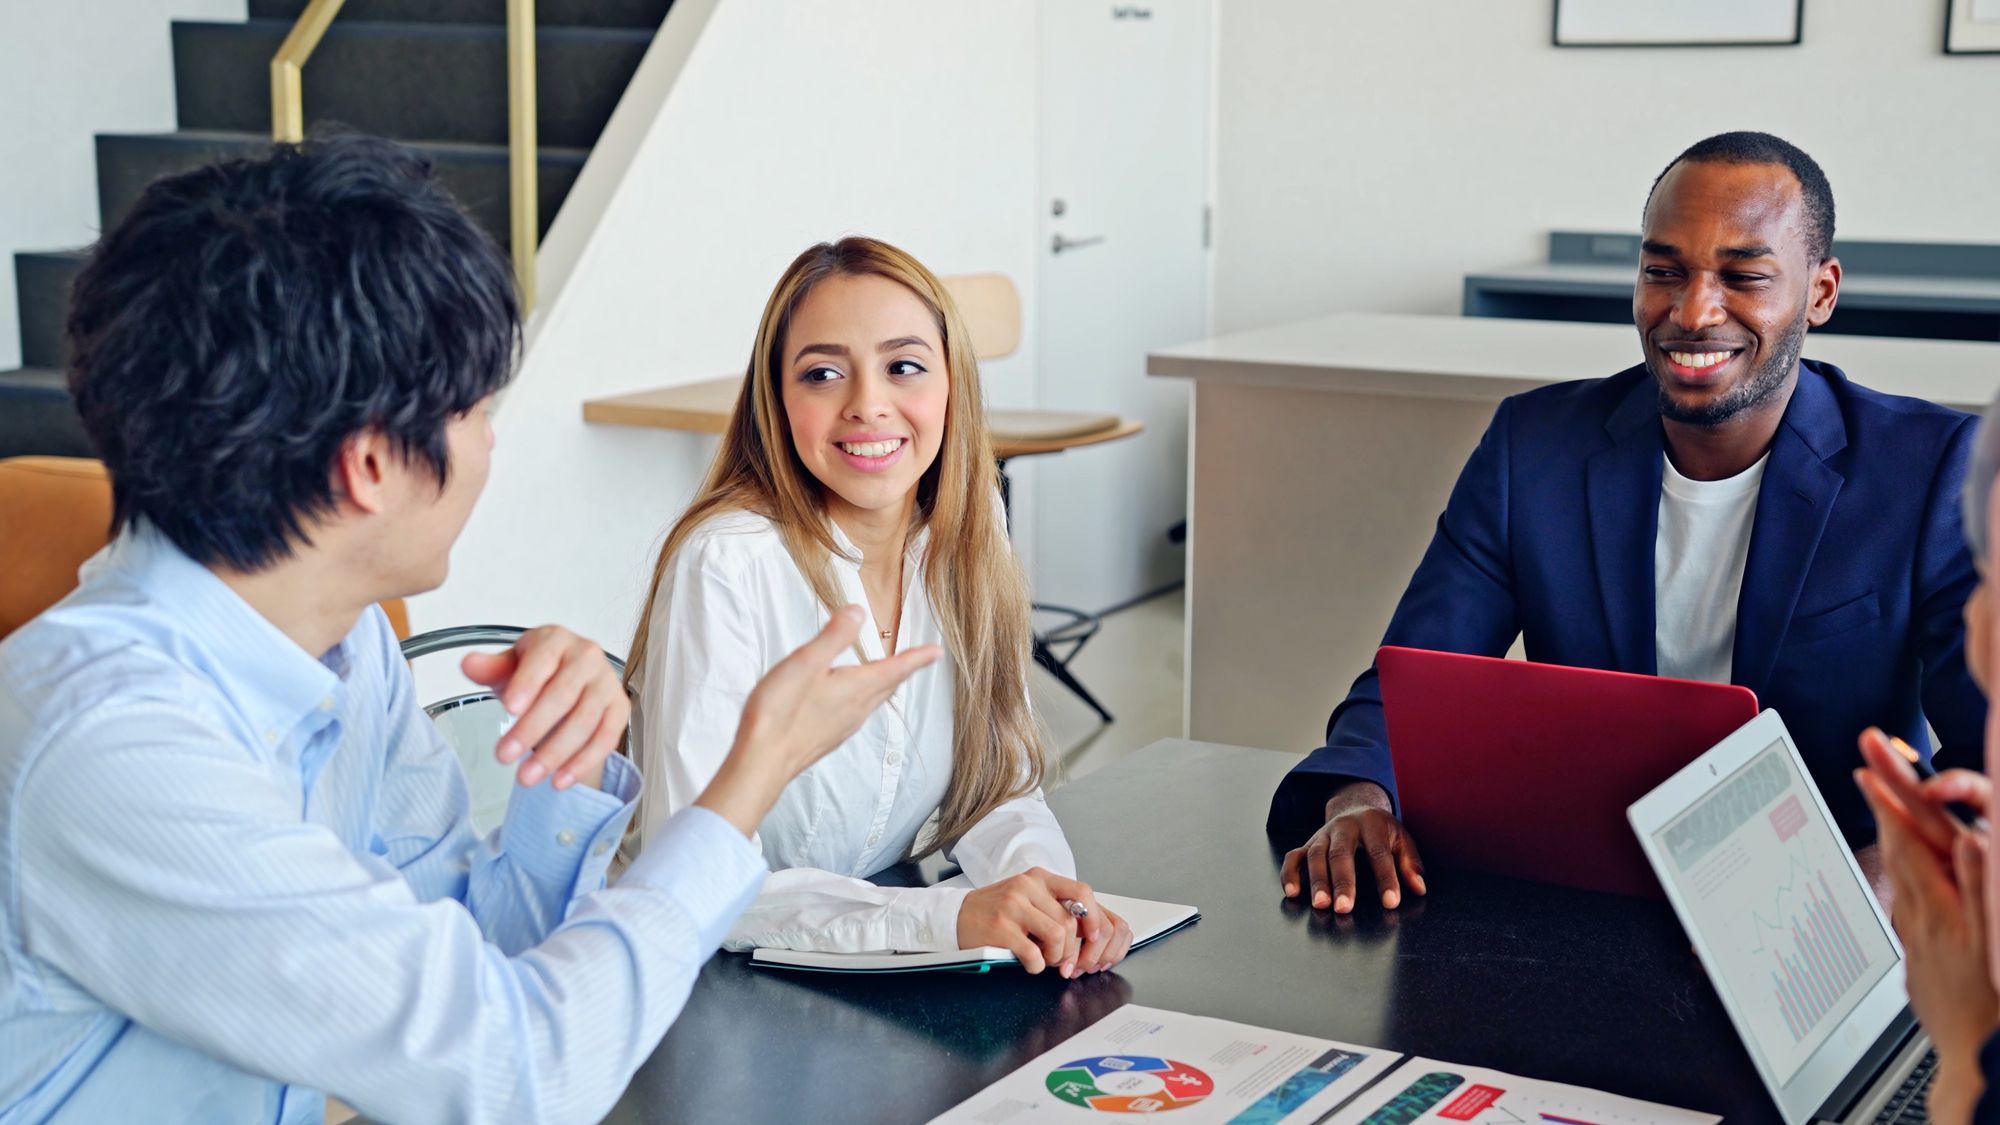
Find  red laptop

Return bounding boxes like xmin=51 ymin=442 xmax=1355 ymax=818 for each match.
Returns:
xmin=1376 ymin=645 xmax=1759 ymax=898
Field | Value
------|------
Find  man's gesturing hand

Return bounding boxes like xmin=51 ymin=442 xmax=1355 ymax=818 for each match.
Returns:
xmin=696 ymin=606 xmax=941 ymax=838
xmin=1280 ymin=781 xmax=1427 ymax=913
xmin=462 ymin=626 xmax=628 ymax=791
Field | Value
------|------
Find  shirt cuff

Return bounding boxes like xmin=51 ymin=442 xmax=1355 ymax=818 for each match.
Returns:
xmin=622 ymin=806 xmax=769 ymax=952
xmin=905 ymin=884 xmax=971 ymax=952
xmin=500 ymin=753 xmax=640 ymax=894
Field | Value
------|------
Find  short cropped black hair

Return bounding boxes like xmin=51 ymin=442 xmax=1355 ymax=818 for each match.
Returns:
xmin=1647 ymin=131 xmax=1836 ymax=263
xmin=67 ymin=132 xmax=519 ymax=571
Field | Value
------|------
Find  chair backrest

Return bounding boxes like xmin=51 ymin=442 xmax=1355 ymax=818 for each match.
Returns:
xmin=941 ymin=273 xmax=1021 ymax=360
xmin=401 ymin=626 xmax=627 ymax=835
xmin=0 ymin=457 xmax=114 ymax=640
xmin=0 ymin=454 xmax=410 ymax=643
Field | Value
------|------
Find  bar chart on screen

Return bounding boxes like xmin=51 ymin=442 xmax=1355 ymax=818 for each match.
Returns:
xmin=1758 ymin=864 xmax=1872 ymax=1042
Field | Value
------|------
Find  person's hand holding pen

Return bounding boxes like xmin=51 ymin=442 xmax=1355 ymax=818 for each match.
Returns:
xmin=958 ymin=869 xmax=1134 ymax=977
xmin=1854 ymin=726 xmax=1998 ymax=1125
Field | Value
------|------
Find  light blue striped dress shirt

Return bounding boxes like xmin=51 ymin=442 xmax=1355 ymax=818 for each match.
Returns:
xmin=0 ymin=525 xmax=767 ymax=1125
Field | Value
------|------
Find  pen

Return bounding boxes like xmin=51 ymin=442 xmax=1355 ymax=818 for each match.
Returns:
xmin=1060 ymin=899 xmax=1089 ymax=919
xmin=1890 ymin=735 xmax=1986 ymax=830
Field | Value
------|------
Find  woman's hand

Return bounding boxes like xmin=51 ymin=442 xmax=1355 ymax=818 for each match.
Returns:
xmin=1075 ymin=905 xmax=1133 ymax=976
xmin=958 ymin=868 xmax=1131 ymax=977
xmin=696 ymin=607 xmax=940 ymax=837
xmin=1855 ymin=729 xmax=1998 ymax=1125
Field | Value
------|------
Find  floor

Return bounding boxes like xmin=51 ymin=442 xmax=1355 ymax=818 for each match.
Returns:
xmin=1029 ymin=587 xmax=1186 ymax=788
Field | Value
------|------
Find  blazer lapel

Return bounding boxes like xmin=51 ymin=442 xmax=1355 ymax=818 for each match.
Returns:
xmin=1585 ymin=375 xmax=1667 ymax=675
xmin=1732 ymin=361 xmax=1849 ymax=698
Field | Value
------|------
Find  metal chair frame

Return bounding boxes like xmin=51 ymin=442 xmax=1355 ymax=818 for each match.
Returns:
xmin=401 ymin=624 xmax=626 ymax=719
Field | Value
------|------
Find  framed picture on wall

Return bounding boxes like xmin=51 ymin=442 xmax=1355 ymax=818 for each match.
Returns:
xmin=1946 ymin=0 xmax=2000 ymax=53
xmin=1554 ymin=0 xmax=1804 ymax=47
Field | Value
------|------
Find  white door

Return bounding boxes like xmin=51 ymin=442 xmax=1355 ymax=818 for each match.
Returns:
xmin=1032 ymin=0 xmax=1211 ymax=613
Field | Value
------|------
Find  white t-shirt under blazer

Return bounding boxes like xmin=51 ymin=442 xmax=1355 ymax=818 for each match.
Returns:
xmin=632 ymin=509 xmax=1075 ymax=954
xmin=1654 ymin=453 xmax=1769 ymax=685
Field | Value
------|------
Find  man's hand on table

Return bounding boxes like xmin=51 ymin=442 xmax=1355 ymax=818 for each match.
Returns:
xmin=1280 ymin=781 xmax=1427 ymax=914
xmin=462 ymin=626 xmax=629 ymax=792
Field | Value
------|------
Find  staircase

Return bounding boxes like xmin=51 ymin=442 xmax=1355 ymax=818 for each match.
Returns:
xmin=0 ymin=0 xmax=673 ymax=459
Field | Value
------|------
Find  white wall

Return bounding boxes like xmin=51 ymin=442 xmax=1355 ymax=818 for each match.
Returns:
xmin=409 ymin=0 xmax=1040 ymax=657
xmin=1211 ymin=0 xmax=2000 ymax=335
xmin=0 ymin=0 xmax=246 ymax=369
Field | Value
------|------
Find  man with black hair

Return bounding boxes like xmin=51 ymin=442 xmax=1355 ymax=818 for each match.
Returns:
xmin=0 ymin=135 xmax=939 ymax=1123
xmin=1274 ymin=131 xmax=1987 ymax=916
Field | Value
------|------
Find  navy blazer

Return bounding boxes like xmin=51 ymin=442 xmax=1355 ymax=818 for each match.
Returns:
xmin=1268 ymin=359 xmax=1986 ymax=849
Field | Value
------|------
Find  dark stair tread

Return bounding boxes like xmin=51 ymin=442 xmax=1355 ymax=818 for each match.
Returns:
xmin=14 ymin=252 xmax=87 ymax=371
xmin=96 ymin=130 xmax=587 ymax=250
xmin=0 ymin=368 xmax=93 ymax=460
xmin=0 ymin=367 xmax=69 ymax=399
xmin=248 ymin=0 xmax=673 ymax=30
xmin=101 ymin=126 xmax=588 ymax=162
xmin=173 ymin=19 xmax=652 ymax=149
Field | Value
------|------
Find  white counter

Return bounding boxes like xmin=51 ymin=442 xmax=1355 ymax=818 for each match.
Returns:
xmin=1149 ymin=311 xmax=2000 ymax=410
xmin=1148 ymin=312 xmax=2000 ymax=755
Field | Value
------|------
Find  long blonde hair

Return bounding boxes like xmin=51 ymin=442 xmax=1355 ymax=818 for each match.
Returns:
xmin=627 ymin=237 xmax=1047 ymax=857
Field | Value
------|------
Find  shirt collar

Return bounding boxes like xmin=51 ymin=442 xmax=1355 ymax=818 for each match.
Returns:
xmin=108 ymin=522 xmax=345 ymax=747
xmin=824 ymin=517 xmax=932 ymax=571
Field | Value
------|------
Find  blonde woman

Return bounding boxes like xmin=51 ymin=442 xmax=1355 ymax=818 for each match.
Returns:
xmin=628 ymin=238 xmax=1132 ymax=976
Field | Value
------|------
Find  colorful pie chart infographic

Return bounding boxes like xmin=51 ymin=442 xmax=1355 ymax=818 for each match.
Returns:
xmin=1045 ymin=1056 xmax=1215 ymax=1113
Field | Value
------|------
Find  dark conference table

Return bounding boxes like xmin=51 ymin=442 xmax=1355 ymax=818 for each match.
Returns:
xmin=596 ymin=738 xmax=1780 ymax=1124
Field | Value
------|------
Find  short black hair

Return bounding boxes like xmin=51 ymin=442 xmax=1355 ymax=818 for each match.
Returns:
xmin=67 ymin=132 xmax=519 ymax=571
xmin=1647 ymin=131 xmax=1836 ymax=262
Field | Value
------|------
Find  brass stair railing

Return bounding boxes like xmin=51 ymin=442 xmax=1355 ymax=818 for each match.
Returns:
xmin=270 ymin=0 xmax=539 ymax=310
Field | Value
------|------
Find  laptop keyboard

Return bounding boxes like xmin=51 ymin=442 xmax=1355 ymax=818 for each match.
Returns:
xmin=1871 ymin=1047 xmax=1937 ymax=1125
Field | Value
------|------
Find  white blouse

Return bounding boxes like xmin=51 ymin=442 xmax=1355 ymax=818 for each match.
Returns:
xmin=631 ymin=509 xmax=1074 ymax=953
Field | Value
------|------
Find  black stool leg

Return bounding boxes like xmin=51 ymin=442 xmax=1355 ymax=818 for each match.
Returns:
xmin=999 ymin=455 xmax=1115 ymax=724
xmin=1033 ymin=636 xmax=1114 ymax=723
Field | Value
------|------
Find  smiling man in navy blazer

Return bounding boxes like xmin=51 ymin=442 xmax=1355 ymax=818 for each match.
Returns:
xmin=1272 ymin=131 xmax=1986 ymax=915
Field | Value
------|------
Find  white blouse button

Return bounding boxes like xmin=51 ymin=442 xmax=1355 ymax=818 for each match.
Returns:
xmin=557 ymin=829 xmax=576 ymax=847
xmin=814 ymin=934 xmax=830 ymax=948
xmin=867 ymin=831 xmax=882 ymax=847
xmin=918 ymin=928 xmax=933 ymax=944
xmin=591 ymin=840 xmax=610 ymax=857
xmin=885 ymin=751 xmax=902 ymax=767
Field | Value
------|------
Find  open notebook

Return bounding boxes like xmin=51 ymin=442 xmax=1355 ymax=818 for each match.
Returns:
xmin=749 ymin=892 xmax=1200 ymax=974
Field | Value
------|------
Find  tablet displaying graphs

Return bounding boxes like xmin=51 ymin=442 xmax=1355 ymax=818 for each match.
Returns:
xmin=1650 ymin=742 xmax=1897 ymax=1084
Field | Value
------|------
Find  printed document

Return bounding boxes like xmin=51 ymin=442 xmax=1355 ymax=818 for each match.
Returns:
xmin=927 ymin=1003 xmax=1393 ymax=1123
xmin=1323 ymin=1057 xmax=1720 ymax=1125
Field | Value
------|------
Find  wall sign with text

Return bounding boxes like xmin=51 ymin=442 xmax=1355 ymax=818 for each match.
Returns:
xmin=1553 ymin=0 xmax=1803 ymax=47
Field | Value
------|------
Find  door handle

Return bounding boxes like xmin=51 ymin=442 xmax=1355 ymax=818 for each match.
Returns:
xmin=1051 ymin=233 xmax=1106 ymax=255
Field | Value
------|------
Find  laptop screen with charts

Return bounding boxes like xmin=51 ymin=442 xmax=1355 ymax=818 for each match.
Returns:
xmin=1629 ymin=710 xmax=1908 ymax=1125
xmin=1377 ymin=646 xmax=1760 ymax=897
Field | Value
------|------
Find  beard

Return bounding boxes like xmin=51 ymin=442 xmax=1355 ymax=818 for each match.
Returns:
xmin=1649 ymin=304 xmax=1807 ymax=428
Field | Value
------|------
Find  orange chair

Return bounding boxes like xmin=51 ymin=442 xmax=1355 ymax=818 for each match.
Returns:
xmin=0 ymin=455 xmax=409 ymax=642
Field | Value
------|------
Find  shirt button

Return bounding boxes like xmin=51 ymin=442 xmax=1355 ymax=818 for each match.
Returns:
xmin=591 ymin=840 xmax=610 ymax=857
xmin=867 ymin=832 xmax=881 ymax=847
xmin=319 ymin=696 xmax=334 ymax=711
xmin=814 ymin=935 xmax=830 ymax=948
xmin=263 ymin=730 xmax=279 ymax=745
xmin=557 ymin=829 xmax=576 ymax=847
xmin=885 ymin=751 xmax=902 ymax=767
xmin=918 ymin=928 xmax=933 ymax=943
